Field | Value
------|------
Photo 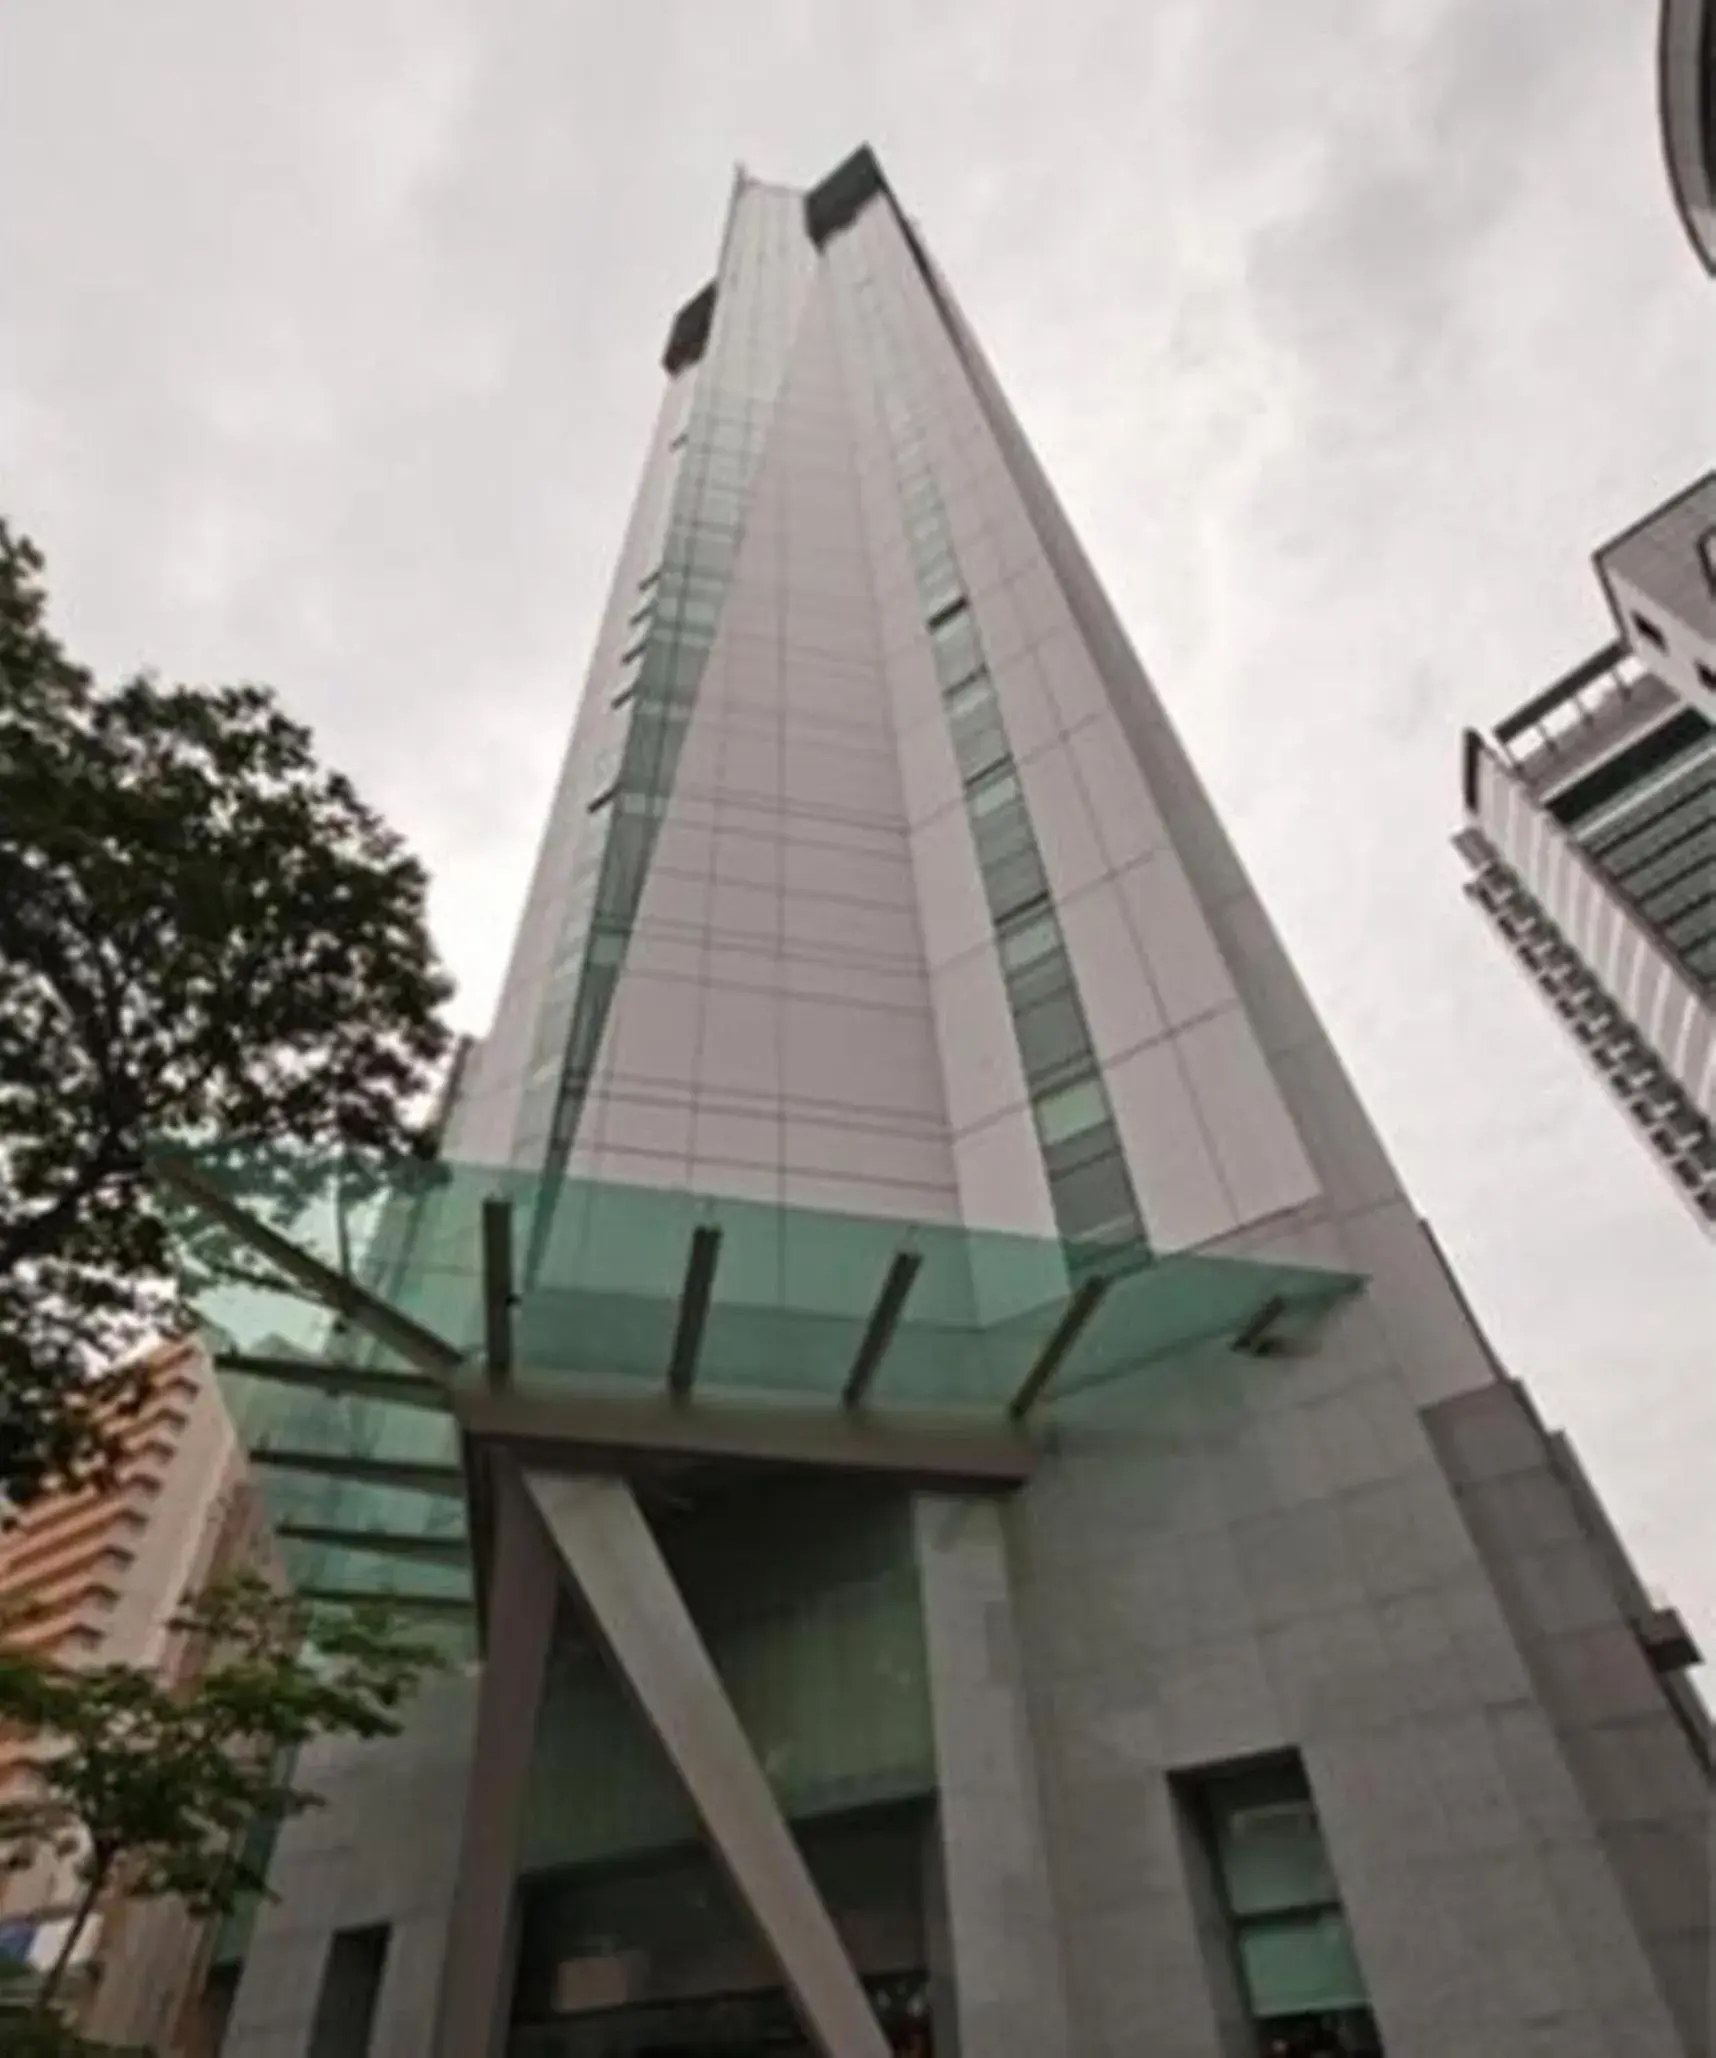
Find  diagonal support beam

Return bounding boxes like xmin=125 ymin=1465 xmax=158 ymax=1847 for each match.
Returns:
xmin=481 ymin=1198 xmax=515 ymax=1390
xmin=1007 ymin=1274 xmax=1111 ymax=1420
xmin=148 ymin=1149 xmax=465 ymax=1378
xmin=524 ymin=1471 xmax=890 ymax=2058
xmin=841 ymin=1251 xmax=922 ymax=1408
xmin=666 ymin=1224 xmax=722 ymax=1398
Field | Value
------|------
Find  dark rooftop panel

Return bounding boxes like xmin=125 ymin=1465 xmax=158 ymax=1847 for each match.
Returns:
xmin=805 ymin=145 xmax=889 ymax=247
xmin=662 ymin=280 xmax=717 ymax=374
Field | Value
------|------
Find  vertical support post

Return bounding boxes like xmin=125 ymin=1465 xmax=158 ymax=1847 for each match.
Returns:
xmin=482 ymin=1198 xmax=515 ymax=1390
xmin=430 ymin=1462 xmax=560 ymax=2058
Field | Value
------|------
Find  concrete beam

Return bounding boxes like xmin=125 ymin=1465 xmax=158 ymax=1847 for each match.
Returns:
xmin=456 ymin=1383 xmax=1035 ymax=1486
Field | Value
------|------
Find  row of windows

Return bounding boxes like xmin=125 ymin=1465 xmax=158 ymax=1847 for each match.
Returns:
xmin=853 ymin=279 xmax=1145 ymax=1257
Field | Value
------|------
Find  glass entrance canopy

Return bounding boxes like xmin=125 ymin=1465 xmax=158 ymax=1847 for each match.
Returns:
xmin=152 ymin=1143 xmax=1361 ymax=1636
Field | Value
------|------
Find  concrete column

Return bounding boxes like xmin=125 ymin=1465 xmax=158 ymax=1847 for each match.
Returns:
xmin=913 ymin=1494 xmax=1073 ymax=2057
xmin=430 ymin=1462 xmax=560 ymax=2058
xmin=524 ymin=1470 xmax=890 ymax=2058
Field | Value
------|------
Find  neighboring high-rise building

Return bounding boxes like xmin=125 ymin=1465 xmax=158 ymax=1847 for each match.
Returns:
xmin=1457 ymin=474 xmax=1716 ymax=1232
xmin=1661 ymin=0 xmax=1716 ymax=273
xmin=198 ymin=152 xmax=1709 ymax=2058
xmin=0 ymin=1338 xmax=270 ymax=2053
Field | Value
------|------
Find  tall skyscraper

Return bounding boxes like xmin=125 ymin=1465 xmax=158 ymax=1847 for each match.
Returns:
xmin=1457 ymin=474 xmax=1716 ymax=1233
xmin=199 ymin=152 xmax=1709 ymax=2058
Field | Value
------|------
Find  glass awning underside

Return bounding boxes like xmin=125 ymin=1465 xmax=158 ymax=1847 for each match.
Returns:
xmin=151 ymin=1144 xmax=1361 ymax=1637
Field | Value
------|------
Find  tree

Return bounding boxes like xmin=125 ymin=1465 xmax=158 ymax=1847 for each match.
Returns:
xmin=0 ymin=519 xmax=453 ymax=1504
xmin=0 ymin=1574 xmax=444 ymax=2035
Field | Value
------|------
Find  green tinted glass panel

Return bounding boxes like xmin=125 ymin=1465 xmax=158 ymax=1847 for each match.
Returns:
xmin=930 ymin=608 xmax=983 ymax=689
xmin=1014 ymin=991 xmax=1092 ymax=1085
xmin=1238 ymin=1911 xmax=1369 ymax=2018
xmin=1048 ymin=1149 xmax=1136 ymax=1243
xmin=966 ymin=766 xmax=1020 ymax=819
xmin=1033 ymin=1075 xmax=1109 ymax=1146
xmin=982 ymin=847 xmax=1050 ymax=921
xmin=997 ymin=908 xmax=1060 ymax=973
xmin=165 ymin=1144 xmax=1357 ymax=1422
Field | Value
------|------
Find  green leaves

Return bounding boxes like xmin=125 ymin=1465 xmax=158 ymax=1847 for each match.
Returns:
xmin=0 ymin=518 xmax=454 ymax=1503
xmin=0 ymin=1574 xmax=444 ymax=1931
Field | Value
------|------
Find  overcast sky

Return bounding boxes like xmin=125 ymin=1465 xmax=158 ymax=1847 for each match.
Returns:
xmin=3 ymin=0 xmax=1713 ymax=1648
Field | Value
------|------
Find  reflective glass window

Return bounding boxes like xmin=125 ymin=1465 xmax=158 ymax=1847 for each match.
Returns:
xmin=966 ymin=764 xmax=1021 ymax=818
xmin=982 ymin=846 xmax=1049 ymax=923
xmin=1032 ymin=1075 xmax=1109 ymax=1147
xmin=1013 ymin=991 xmax=1091 ymax=1085
xmin=1049 ymin=1149 xmax=1138 ymax=1243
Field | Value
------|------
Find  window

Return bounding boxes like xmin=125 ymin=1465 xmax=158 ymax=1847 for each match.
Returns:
xmin=930 ymin=605 xmax=982 ymax=690
xmin=1032 ymin=1074 xmax=1109 ymax=1148
xmin=997 ymin=906 xmax=1060 ymax=974
xmin=1632 ymin=613 xmax=1667 ymax=651
xmin=1013 ymin=990 xmax=1092 ymax=1085
xmin=916 ymin=551 xmax=963 ymax=618
xmin=307 ymin=1924 xmax=390 ymax=2058
xmin=966 ymin=764 xmax=1021 ymax=819
xmin=981 ymin=845 xmax=1050 ymax=924
xmin=1049 ymin=1148 xmax=1138 ymax=1244
xmin=947 ymin=683 xmax=1010 ymax=785
xmin=1185 ymin=1757 xmax=1382 ymax=2057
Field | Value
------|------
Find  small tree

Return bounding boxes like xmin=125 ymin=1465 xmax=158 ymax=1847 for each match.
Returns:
xmin=0 ymin=517 xmax=453 ymax=1506
xmin=0 ymin=1573 xmax=444 ymax=2032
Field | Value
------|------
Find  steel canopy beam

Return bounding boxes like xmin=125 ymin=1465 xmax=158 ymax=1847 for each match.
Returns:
xmin=147 ymin=1149 xmax=465 ymax=1379
xmin=666 ymin=1224 xmax=722 ymax=1398
xmin=1007 ymin=1274 xmax=1112 ymax=1421
xmin=840 ymin=1251 xmax=922 ymax=1408
xmin=481 ymin=1198 xmax=515 ymax=1390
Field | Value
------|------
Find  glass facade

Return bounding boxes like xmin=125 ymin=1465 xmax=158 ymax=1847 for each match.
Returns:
xmin=513 ymin=186 xmax=816 ymax=1175
xmin=847 ymin=272 xmax=1146 ymax=1257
